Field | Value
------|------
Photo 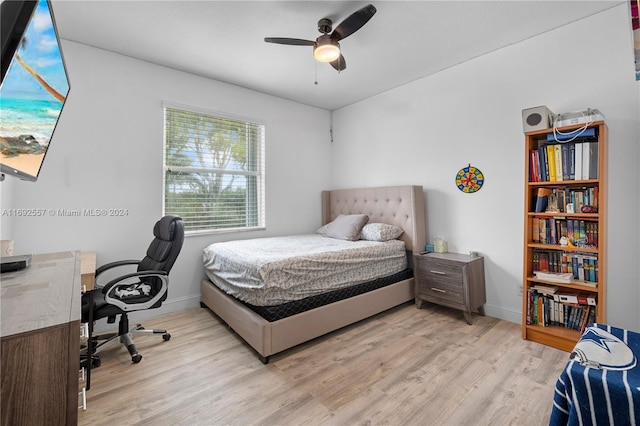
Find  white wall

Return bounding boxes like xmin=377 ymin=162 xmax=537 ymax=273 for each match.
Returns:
xmin=5 ymin=41 xmax=332 ymax=322
xmin=331 ymin=5 xmax=640 ymax=329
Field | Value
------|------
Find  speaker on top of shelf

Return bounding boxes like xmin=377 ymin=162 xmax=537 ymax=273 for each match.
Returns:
xmin=522 ymin=106 xmax=555 ymax=132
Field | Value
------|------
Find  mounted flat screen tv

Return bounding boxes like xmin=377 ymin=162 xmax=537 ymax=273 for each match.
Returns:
xmin=0 ymin=0 xmax=70 ymax=181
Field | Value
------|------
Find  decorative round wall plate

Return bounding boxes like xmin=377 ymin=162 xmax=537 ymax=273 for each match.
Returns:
xmin=456 ymin=164 xmax=484 ymax=193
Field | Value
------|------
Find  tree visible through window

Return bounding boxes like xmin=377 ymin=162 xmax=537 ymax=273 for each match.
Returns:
xmin=163 ymin=105 xmax=265 ymax=233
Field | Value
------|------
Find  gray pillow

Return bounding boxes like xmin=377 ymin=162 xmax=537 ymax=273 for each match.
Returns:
xmin=323 ymin=214 xmax=369 ymax=241
xmin=360 ymin=223 xmax=404 ymax=242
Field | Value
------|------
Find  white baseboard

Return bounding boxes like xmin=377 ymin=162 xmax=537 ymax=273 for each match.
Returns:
xmin=483 ymin=303 xmax=521 ymax=325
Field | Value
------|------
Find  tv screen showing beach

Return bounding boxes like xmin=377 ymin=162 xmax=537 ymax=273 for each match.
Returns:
xmin=0 ymin=0 xmax=69 ymax=181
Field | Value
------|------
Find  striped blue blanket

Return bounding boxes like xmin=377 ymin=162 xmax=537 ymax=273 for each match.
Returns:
xmin=550 ymin=324 xmax=640 ymax=425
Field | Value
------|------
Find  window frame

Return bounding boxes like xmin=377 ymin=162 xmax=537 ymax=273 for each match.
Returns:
xmin=162 ymin=101 xmax=266 ymax=236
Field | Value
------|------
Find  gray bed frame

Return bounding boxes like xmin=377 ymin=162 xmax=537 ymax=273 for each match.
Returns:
xmin=200 ymin=185 xmax=426 ymax=363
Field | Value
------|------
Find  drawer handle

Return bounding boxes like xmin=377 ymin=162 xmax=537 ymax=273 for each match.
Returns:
xmin=79 ymin=387 xmax=87 ymax=411
xmin=430 ymin=270 xmax=446 ymax=275
xmin=431 ymin=288 xmax=447 ymax=293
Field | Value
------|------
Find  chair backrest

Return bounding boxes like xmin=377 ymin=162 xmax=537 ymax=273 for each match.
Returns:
xmin=138 ymin=216 xmax=184 ymax=288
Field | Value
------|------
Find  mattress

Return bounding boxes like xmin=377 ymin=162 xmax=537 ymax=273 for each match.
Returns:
xmin=203 ymin=234 xmax=407 ymax=306
xmin=245 ymin=268 xmax=413 ymax=321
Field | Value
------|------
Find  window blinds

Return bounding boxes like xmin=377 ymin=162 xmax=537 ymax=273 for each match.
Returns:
xmin=163 ymin=106 xmax=265 ymax=233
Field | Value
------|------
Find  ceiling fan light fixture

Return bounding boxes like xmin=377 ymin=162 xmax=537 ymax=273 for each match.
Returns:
xmin=314 ymin=39 xmax=340 ymax=62
xmin=265 ymin=4 xmax=377 ymax=72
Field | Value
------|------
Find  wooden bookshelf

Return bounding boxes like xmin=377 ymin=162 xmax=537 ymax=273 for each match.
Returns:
xmin=521 ymin=121 xmax=607 ymax=351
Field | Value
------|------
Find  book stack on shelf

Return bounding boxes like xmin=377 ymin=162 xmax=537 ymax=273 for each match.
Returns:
xmin=525 ymin=285 xmax=596 ymax=333
xmin=522 ymin=120 xmax=607 ymax=352
xmin=532 ymin=250 xmax=598 ymax=286
xmin=529 ymin=127 xmax=598 ymax=183
xmin=532 ymin=217 xmax=598 ymax=246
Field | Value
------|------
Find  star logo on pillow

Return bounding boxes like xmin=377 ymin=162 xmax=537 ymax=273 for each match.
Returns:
xmin=572 ymin=326 xmax=637 ymax=370
xmin=581 ymin=328 xmax=618 ymax=352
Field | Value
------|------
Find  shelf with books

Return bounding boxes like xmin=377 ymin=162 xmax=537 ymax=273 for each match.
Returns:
xmin=522 ymin=120 xmax=607 ymax=351
xmin=524 ymin=283 xmax=597 ymax=352
xmin=525 ymin=285 xmax=596 ymax=332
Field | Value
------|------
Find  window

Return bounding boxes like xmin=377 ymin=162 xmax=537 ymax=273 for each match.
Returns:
xmin=163 ymin=104 xmax=265 ymax=234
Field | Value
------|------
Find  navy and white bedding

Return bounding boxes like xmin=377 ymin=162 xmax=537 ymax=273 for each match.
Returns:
xmin=550 ymin=323 xmax=640 ymax=425
xmin=203 ymin=234 xmax=407 ymax=306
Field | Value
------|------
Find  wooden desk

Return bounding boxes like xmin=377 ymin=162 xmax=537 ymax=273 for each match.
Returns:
xmin=81 ymin=251 xmax=96 ymax=291
xmin=1 ymin=251 xmax=81 ymax=426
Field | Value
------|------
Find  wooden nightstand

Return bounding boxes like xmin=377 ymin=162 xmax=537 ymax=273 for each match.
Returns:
xmin=414 ymin=252 xmax=486 ymax=324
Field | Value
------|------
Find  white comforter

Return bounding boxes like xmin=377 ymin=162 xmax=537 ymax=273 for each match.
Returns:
xmin=203 ymin=234 xmax=406 ymax=306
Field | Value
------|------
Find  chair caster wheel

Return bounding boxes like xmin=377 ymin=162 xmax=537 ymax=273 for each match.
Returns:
xmin=92 ymin=357 xmax=101 ymax=368
xmin=162 ymin=333 xmax=171 ymax=341
xmin=132 ymin=354 xmax=142 ymax=363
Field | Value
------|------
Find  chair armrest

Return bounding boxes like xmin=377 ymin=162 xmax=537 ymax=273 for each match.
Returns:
xmin=102 ymin=270 xmax=169 ymax=312
xmin=95 ymin=259 xmax=140 ymax=278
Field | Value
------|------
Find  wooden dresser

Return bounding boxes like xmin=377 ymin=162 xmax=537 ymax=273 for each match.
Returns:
xmin=1 ymin=251 xmax=82 ymax=426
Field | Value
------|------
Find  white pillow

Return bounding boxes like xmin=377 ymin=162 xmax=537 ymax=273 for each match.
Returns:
xmin=321 ymin=214 xmax=369 ymax=241
xmin=360 ymin=223 xmax=404 ymax=242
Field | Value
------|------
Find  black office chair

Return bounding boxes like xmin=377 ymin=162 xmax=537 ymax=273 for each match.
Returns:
xmin=82 ymin=215 xmax=184 ymax=366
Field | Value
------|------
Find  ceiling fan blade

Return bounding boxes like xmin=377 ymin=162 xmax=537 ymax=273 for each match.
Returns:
xmin=330 ymin=4 xmax=377 ymax=42
xmin=264 ymin=37 xmax=315 ymax=46
xmin=330 ymin=54 xmax=346 ymax=72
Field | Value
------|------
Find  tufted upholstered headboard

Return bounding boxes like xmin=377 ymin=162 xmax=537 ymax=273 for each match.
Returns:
xmin=321 ymin=185 xmax=426 ymax=253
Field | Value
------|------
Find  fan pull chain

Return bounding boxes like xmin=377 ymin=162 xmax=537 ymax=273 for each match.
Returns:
xmin=314 ymin=60 xmax=318 ymax=85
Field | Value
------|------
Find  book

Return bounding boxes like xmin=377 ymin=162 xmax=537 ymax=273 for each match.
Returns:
xmin=554 ymin=292 xmax=596 ymax=306
xmin=588 ymin=141 xmax=599 ymax=179
xmin=538 ymin=145 xmax=548 ymax=181
xmin=532 ymin=217 xmax=540 ymax=243
xmin=559 ymin=219 xmax=568 ymax=240
xmin=574 ymin=142 xmax=583 ymax=180
xmin=567 ymin=219 xmax=574 ymax=242
xmin=560 ymin=144 xmax=571 ymax=180
xmin=534 ymin=188 xmax=552 ymax=212
xmin=529 ymin=150 xmax=539 ymax=182
xmin=530 ymin=284 xmax=558 ymax=295
xmin=568 ymin=142 xmax=575 ymax=180
xmin=539 ymin=220 xmax=547 ymax=244
xmin=556 ymin=189 xmax=566 ymax=212
xmin=546 ymin=127 xmax=596 ymax=142
xmin=582 ymin=142 xmax=591 ymax=180
xmin=534 ymin=271 xmax=574 ymax=283
xmin=574 ymin=191 xmax=584 ymax=213
xmin=554 ymin=144 xmax=563 ymax=182
xmin=586 ymin=257 xmax=596 ymax=282
xmin=526 ymin=288 xmax=532 ymax=325
xmin=547 ymin=144 xmax=556 ymax=182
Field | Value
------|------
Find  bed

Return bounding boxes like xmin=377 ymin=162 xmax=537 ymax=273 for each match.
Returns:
xmin=200 ymin=185 xmax=426 ymax=363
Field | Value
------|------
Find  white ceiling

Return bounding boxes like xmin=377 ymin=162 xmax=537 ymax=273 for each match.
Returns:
xmin=51 ymin=1 xmax=622 ymax=111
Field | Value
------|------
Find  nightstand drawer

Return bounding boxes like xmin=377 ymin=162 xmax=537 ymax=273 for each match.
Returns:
xmin=416 ymin=268 xmax=464 ymax=304
xmin=420 ymin=261 xmax=464 ymax=281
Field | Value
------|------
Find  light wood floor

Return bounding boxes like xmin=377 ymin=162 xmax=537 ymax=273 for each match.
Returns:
xmin=79 ymin=303 xmax=569 ymax=426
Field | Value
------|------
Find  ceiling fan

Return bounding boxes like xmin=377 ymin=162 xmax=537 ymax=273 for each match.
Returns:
xmin=264 ymin=4 xmax=377 ymax=72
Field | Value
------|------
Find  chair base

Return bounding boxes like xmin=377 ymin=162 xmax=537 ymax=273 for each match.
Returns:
xmin=84 ymin=312 xmax=171 ymax=366
xmin=88 ymin=325 xmax=171 ymax=364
